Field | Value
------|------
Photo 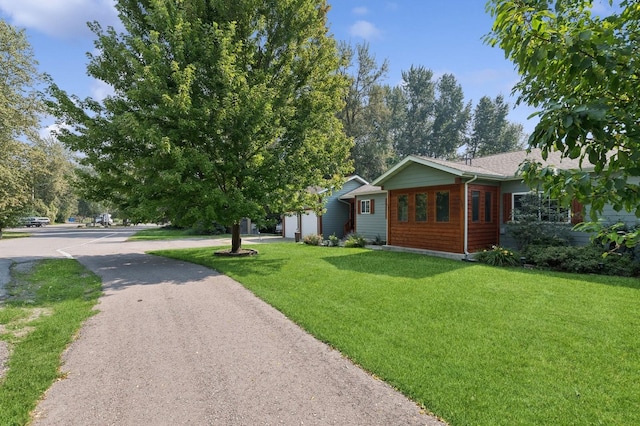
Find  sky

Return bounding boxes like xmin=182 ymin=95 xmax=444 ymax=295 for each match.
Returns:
xmin=0 ymin=0 xmax=561 ymax=138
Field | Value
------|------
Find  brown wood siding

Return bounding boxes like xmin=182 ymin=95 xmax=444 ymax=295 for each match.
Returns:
xmin=571 ymin=199 xmax=584 ymax=224
xmin=467 ymin=184 xmax=500 ymax=252
xmin=503 ymin=192 xmax=512 ymax=223
xmin=388 ymin=184 xmax=464 ymax=253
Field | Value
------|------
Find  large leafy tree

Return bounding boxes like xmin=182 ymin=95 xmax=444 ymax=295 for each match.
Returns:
xmin=393 ymin=67 xmax=470 ymax=159
xmin=0 ymin=19 xmax=45 ymax=235
xmin=393 ymin=65 xmax=435 ymax=158
xmin=49 ymin=0 xmax=352 ymax=252
xmin=337 ymin=42 xmax=393 ymax=181
xmin=486 ymin=0 xmax=640 ymax=246
xmin=430 ymin=74 xmax=471 ymax=159
xmin=28 ymin=137 xmax=78 ymax=223
xmin=467 ymin=95 xmax=525 ymax=158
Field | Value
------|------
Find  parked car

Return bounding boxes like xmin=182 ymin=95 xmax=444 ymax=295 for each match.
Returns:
xmin=21 ymin=217 xmax=50 ymax=227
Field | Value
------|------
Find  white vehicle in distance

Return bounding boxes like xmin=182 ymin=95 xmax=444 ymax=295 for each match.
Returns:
xmin=95 ymin=213 xmax=113 ymax=226
xmin=21 ymin=217 xmax=51 ymax=227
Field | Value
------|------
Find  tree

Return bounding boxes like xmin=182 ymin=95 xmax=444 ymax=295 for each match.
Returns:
xmin=393 ymin=65 xmax=435 ymax=158
xmin=337 ymin=42 xmax=393 ymax=181
xmin=467 ymin=95 xmax=525 ymax=158
xmin=27 ymin=137 xmax=78 ymax=223
xmin=48 ymin=0 xmax=352 ymax=252
xmin=486 ymin=0 xmax=640 ymax=247
xmin=393 ymin=68 xmax=470 ymax=159
xmin=430 ymin=74 xmax=471 ymax=159
xmin=0 ymin=19 xmax=45 ymax=235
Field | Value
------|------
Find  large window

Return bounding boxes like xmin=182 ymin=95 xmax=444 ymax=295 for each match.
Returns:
xmin=436 ymin=191 xmax=450 ymax=222
xmin=485 ymin=192 xmax=492 ymax=223
xmin=415 ymin=193 xmax=427 ymax=222
xmin=512 ymin=192 xmax=570 ymax=222
xmin=471 ymin=191 xmax=480 ymax=222
xmin=360 ymin=199 xmax=371 ymax=214
xmin=398 ymin=195 xmax=408 ymax=222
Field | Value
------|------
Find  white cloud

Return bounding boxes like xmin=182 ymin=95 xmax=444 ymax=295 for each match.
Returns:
xmin=0 ymin=0 xmax=119 ymax=39
xmin=349 ymin=20 xmax=382 ymax=40
xmin=90 ymin=79 xmax=114 ymax=101
xmin=352 ymin=7 xmax=368 ymax=16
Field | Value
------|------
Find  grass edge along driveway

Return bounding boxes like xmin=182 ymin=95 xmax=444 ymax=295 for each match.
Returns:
xmin=152 ymin=243 xmax=640 ymax=426
xmin=0 ymin=259 xmax=101 ymax=425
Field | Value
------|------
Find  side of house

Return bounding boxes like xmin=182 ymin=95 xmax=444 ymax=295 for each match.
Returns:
xmin=281 ymin=176 xmax=368 ymax=240
xmin=340 ymin=185 xmax=387 ymax=242
xmin=372 ymin=149 xmax=639 ymax=256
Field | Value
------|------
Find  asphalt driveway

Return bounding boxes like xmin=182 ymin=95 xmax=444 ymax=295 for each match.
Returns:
xmin=2 ymin=227 xmax=444 ymax=425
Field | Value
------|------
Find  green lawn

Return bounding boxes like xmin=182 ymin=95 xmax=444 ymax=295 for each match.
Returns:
xmin=128 ymin=227 xmax=232 ymax=241
xmin=0 ymin=232 xmax=31 ymax=239
xmin=152 ymin=243 xmax=640 ymax=426
xmin=0 ymin=259 xmax=102 ymax=425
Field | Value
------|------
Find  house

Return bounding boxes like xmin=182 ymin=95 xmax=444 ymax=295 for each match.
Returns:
xmin=282 ymin=175 xmax=368 ymax=240
xmin=339 ymin=184 xmax=387 ymax=242
xmin=372 ymin=149 xmax=638 ymax=257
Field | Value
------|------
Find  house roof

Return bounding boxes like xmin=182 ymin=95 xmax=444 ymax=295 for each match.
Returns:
xmin=339 ymin=184 xmax=386 ymax=200
xmin=307 ymin=175 xmax=369 ymax=195
xmin=373 ymin=148 xmax=596 ymax=186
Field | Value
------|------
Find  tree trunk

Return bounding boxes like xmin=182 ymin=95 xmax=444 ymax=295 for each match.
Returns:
xmin=231 ymin=223 xmax=241 ymax=253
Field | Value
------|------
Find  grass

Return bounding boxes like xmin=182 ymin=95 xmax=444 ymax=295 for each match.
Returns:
xmin=0 ymin=232 xmax=31 ymax=240
xmin=152 ymin=243 xmax=640 ymax=426
xmin=0 ymin=259 xmax=102 ymax=425
xmin=128 ymin=227 xmax=232 ymax=241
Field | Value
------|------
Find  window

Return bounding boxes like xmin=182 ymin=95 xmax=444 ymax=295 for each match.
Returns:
xmin=471 ymin=191 xmax=480 ymax=222
xmin=415 ymin=193 xmax=427 ymax=222
xmin=398 ymin=195 xmax=408 ymax=222
xmin=436 ymin=191 xmax=449 ymax=222
xmin=485 ymin=192 xmax=492 ymax=223
xmin=360 ymin=199 xmax=371 ymax=214
xmin=512 ymin=192 xmax=570 ymax=222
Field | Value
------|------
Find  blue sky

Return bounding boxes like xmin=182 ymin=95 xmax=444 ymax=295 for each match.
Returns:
xmin=0 ymin=0 xmax=545 ymax=136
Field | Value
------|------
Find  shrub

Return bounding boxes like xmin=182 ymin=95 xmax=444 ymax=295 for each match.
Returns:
xmin=327 ymin=233 xmax=340 ymax=247
xmin=476 ymin=245 xmax=520 ymax=267
xmin=506 ymin=193 xmax=573 ymax=250
xmin=302 ymin=234 xmax=323 ymax=246
xmin=373 ymin=234 xmax=386 ymax=245
xmin=523 ymin=244 xmax=640 ymax=277
xmin=343 ymin=233 xmax=367 ymax=248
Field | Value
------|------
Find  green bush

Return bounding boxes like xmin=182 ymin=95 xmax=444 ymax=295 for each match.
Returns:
xmin=373 ymin=234 xmax=386 ymax=245
xmin=327 ymin=233 xmax=340 ymax=247
xmin=523 ymin=244 xmax=640 ymax=277
xmin=475 ymin=245 xmax=520 ymax=267
xmin=506 ymin=193 xmax=573 ymax=250
xmin=343 ymin=233 xmax=367 ymax=248
xmin=302 ymin=234 xmax=323 ymax=246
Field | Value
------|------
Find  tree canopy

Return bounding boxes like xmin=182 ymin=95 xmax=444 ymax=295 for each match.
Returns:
xmin=486 ymin=0 xmax=640 ymax=246
xmin=393 ymin=66 xmax=471 ymax=159
xmin=48 ymin=0 xmax=352 ymax=252
xmin=467 ymin=95 xmax=525 ymax=158
xmin=337 ymin=42 xmax=394 ymax=181
xmin=0 ymin=19 xmax=46 ymax=233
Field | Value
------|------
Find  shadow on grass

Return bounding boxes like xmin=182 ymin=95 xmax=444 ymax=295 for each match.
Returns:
xmin=321 ymin=249 xmax=472 ymax=279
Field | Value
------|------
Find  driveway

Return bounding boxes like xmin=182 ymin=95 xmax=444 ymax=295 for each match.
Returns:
xmin=1 ymin=226 xmax=444 ymax=425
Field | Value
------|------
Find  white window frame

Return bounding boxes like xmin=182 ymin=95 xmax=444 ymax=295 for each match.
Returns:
xmin=512 ymin=192 xmax=571 ymax=223
xmin=360 ymin=199 xmax=371 ymax=215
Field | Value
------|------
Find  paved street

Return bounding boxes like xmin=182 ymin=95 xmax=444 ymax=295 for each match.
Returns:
xmin=0 ymin=225 xmax=443 ymax=425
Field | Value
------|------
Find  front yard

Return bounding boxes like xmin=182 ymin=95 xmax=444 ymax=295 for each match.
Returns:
xmin=153 ymin=243 xmax=640 ymax=426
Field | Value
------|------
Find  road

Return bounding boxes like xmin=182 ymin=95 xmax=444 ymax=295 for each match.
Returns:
xmin=0 ymin=225 xmax=444 ymax=425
